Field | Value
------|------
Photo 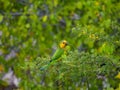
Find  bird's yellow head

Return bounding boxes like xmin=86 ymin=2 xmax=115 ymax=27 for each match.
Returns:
xmin=59 ymin=40 xmax=68 ymax=49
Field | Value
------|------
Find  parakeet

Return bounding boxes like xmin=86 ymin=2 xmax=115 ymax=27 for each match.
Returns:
xmin=115 ymin=72 xmax=120 ymax=79
xmin=40 ymin=40 xmax=68 ymax=71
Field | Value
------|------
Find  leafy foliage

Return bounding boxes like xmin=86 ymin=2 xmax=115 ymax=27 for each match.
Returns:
xmin=0 ymin=0 xmax=120 ymax=89
xmin=16 ymin=51 xmax=120 ymax=89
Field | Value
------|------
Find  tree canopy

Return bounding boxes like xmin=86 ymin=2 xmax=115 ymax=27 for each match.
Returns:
xmin=0 ymin=0 xmax=120 ymax=90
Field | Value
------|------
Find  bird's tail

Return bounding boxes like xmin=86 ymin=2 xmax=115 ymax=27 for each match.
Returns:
xmin=40 ymin=60 xmax=52 ymax=71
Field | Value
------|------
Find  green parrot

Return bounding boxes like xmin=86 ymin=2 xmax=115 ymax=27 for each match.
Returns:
xmin=40 ymin=40 xmax=68 ymax=71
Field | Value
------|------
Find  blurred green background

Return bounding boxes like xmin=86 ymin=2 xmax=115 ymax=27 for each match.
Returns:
xmin=0 ymin=0 xmax=120 ymax=90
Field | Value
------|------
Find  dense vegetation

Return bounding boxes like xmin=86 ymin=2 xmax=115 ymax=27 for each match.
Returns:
xmin=0 ymin=0 xmax=120 ymax=90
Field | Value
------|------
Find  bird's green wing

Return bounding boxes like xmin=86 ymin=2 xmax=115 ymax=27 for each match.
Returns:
xmin=51 ymin=48 xmax=64 ymax=61
xmin=40 ymin=48 xmax=64 ymax=71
